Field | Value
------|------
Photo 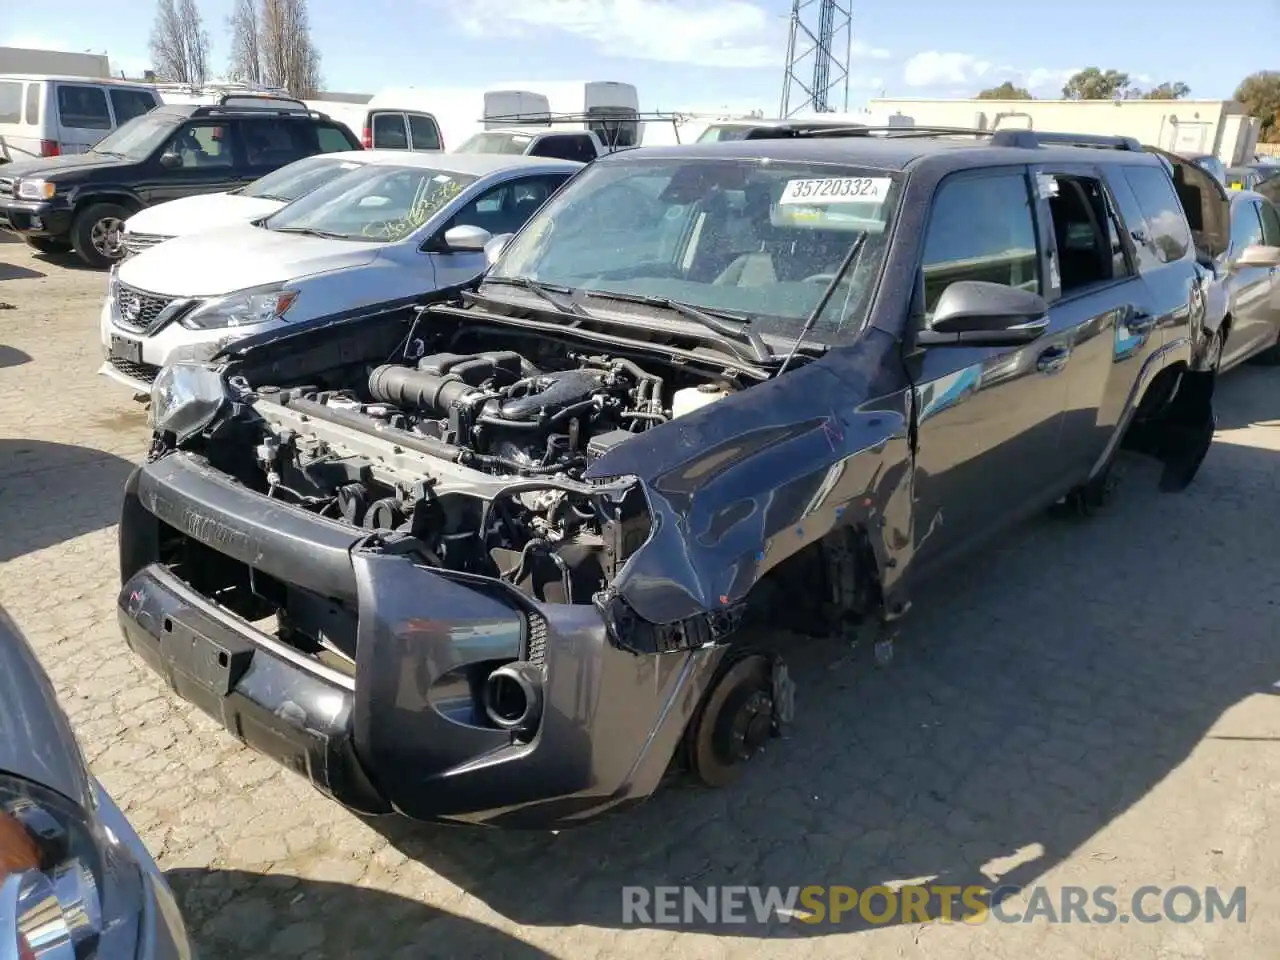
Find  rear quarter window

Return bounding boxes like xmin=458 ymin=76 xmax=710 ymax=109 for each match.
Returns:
xmin=316 ymin=122 xmax=359 ymax=152
xmin=0 ymin=82 xmax=21 ymax=124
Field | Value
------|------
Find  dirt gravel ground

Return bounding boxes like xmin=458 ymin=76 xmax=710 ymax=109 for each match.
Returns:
xmin=2 ymin=231 xmax=1279 ymax=959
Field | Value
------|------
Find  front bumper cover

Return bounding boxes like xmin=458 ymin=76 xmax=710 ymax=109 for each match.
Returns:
xmin=1 ymin=198 xmax=71 ymax=238
xmin=117 ymin=452 xmax=724 ymax=828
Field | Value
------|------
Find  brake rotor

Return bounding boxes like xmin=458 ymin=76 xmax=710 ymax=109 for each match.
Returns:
xmin=687 ymin=653 xmax=777 ymax=788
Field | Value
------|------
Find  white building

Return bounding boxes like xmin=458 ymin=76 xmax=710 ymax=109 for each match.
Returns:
xmin=0 ymin=46 xmax=110 ymax=78
xmin=867 ymin=97 xmax=1261 ymax=164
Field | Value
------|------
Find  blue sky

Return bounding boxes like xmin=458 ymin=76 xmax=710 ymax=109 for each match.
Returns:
xmin=4 ymin=0 xmax=1269 ymax=111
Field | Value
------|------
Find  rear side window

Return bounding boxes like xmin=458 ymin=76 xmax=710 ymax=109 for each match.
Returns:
xmin=24 ymin=83 xmax=39 ymax=124
xmin=57 ymin=85 xmax=111 ymax=129
xmin=0 ymin=82 xmax=21 ymax=123
xmin=1122 ymin=166 xmax=1192 ymax=264
xmin=407 ymin=114 xmax=441 ymax=150
xmin=240 ymin=118 xmax=315 ymax=168
xmin=1259 ymin=201 xmax=1280 ymax=247
xmin=1231 ymin=201 xmax=1264 ymax=253
xmin=316 ymin=122 xmax=358 ymax=152
xmin=109 ymin=89 xmax=157 ymax=124
xmin=1043 ymin=174 xmax=1131 ymax=294
xmin=920 ymin=171 xmax=1040 ymax=317
xmin=370 ymin=113 xmax=407 ymax=149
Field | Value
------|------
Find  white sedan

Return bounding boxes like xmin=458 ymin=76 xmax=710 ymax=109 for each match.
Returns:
xmin=118 ymin=150 xmax=421 ymax=257
xmin=99 ymin=153 xmax=581 ymax=394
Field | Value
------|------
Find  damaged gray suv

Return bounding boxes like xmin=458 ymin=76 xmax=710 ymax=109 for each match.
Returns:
xmin=116 ymin=127 xmax=1224 ymax=828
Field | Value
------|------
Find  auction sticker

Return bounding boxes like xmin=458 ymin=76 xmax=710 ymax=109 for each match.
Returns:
xmin=779 ymin=177 xmax=892 ymax=205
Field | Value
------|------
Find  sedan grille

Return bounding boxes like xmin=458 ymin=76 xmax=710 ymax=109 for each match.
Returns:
xmin=115 ymin=283 xmax=178 ymax=334
xmin=123 ymin=232 xmax=172 ymax=257
xmin=107 ymin=356 xmax=161 ymax=385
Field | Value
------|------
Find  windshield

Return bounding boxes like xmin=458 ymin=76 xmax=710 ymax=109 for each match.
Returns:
xmin=262 ymin=164 xmax=480 ymax=241
xmin=454 ymin=132 xmax=532 ymax=155
xmin=242 ymin=155 xmax=367 ymax=201
xmin=89 ymin=112 xmax=181 ymax=159
xmin=489 ymin=157 xmax=901 ymax=343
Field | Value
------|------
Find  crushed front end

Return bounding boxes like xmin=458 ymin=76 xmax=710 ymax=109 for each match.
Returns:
xmin=117 ymin=315 xmax=790 ymax=827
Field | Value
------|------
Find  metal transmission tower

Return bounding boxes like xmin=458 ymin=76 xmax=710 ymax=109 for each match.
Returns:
xmin=779 ymin=0 xmax=853 ymax=118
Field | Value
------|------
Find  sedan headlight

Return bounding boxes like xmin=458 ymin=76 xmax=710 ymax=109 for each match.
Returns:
xmin=180 ymin=285 xmax=298 ymax=330
xmin=0 ymin=774 xmax=103 ymax=957
xmin=149 ymin=362 xmax=227 ymax=442
xmin=15 ymin=179 xmax=55 ymax=201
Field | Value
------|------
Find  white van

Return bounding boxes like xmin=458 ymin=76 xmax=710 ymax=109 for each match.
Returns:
xmin=303 ymin=96 xmax=444 ymax=152
xmin=0 ymin=75 xmax=161 ymax=163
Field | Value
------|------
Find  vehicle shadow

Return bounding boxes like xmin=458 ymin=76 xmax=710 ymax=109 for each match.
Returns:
xmin=1210 ymin=362 xmax=1280 ymax=430
xmin=165 ymin=868 xmax=557 ymax=960
xmin=27 ymin=250 xmax=100 ymax=272
xmin=367 ymin=380 xmax=1280 ymax=938
xmin=0 ymin=439 xmax=135 ymax=562
xmin=0 ymin=261 xmax=43 ymax=281
xmin=0 ymin=345 xmax=31 ymax=368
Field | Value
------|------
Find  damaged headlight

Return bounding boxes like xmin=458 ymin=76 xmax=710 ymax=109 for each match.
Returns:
xmin=149 ymin=362 xmax=227 ymax=442
xmin=180 ymin=284 xmax=298 ymax=330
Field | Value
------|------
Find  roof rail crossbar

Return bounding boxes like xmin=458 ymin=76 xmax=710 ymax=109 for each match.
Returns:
xmin=991 ymin=129 xmax=1142 ymax=151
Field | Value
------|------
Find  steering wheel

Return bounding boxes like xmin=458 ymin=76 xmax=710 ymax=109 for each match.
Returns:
xmin=803 ymin=273 xmax=838 ymax=284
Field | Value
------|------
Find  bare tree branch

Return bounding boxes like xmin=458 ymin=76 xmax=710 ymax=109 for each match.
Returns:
xmin=149 ymin=0 xmax=209 ymax=85
xmin=227 ymin=0 xmax=263 ymax=84
xmin=259 ymin=0 xmax=322 ymax=96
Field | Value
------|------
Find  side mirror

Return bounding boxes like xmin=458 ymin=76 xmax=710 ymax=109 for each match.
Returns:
xmin=484 ymin=232 xmax=513 ymax=266
xmin=1235 ymin=244 xmax=1280 ymax=268
xmin=158 ymin=152 xmax=183 ymax=169
xmin=441 ymin=224 xmax=492 ymax=252
xmin=915 ymin=280 xmax=1051 ymax=347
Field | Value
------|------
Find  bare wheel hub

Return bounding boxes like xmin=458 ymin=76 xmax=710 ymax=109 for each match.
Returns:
xmin=687 ymin=653 xmax=781 ymax=787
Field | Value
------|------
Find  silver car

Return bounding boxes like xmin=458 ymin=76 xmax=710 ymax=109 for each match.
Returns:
xmin=0 ymin=606 xmax=193 ymax=958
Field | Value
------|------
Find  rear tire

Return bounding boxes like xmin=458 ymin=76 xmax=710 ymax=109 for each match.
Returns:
xmin=24 ymin=236 xmax=72 ymax=254
xmin=71 ymin=202 xmax=131 ymax=268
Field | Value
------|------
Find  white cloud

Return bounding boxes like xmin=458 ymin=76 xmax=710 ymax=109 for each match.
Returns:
xmin=903 ymin=52 xmax=993 ymax=88
xmin=451 ymin=0 xmax=889 ymax=69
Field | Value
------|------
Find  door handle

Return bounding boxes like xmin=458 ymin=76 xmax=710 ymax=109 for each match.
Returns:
xmin=1126 ymin=311 xmax=1157 ymax=334
xmin=1036 ymin=345 xmax=1070 ymax=373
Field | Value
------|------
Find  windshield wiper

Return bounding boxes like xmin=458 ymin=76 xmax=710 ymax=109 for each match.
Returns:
xmin=269 ymin=226 xmax=354 ymax=240
xmin=583 ymin=289 xmax=773 ymax=365
xmin=483 ymin=275 xmax=594 ymax=318
xmin=777 ymin=231 xmax=868 ymax=375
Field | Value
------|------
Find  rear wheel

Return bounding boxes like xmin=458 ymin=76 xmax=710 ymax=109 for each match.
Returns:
xmin=71 ymin=202 xmax=131 ymax=268
xmin=24 ymin=236 xmax=72 ymax=254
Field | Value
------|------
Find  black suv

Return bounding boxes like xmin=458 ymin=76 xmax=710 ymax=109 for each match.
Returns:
xmin=115 ymin=127 xmax=1226 ymax=828
xmin=0 ymin=94 xmax=361 ymax=267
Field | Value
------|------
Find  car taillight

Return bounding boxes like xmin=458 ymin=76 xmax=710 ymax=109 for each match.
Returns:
xmin=38 ymin=141 xmax=60 ymax=158
xmin=361 ymin=127 xmax=372 ymax=149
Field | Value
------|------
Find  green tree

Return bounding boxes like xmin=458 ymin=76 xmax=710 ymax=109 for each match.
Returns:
xmin=976 ymin=81 xmax=1033 ymax=100
xmin=1062 ymin=68 xmax=1132 ymax=100
xmin=1140 ymin=81 xmax=1191 ymax=100
xmin=1235 ymin=71 xmax=1280 ymax=142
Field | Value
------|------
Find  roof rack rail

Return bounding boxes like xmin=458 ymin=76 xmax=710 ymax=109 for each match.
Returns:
xmin=780 ymin=124 xmax=993 ymax=139
xmin=217 ymin=93 xmax=309 ymax=111
xmin=990 ymin=129 xmax=1142 ymax=151
xmin=479 ymin=110 xmax=685 ymax=146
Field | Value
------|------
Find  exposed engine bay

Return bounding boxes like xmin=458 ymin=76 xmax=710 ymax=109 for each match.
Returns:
xmin=231 ymin=338 xmax=741 ymax=608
